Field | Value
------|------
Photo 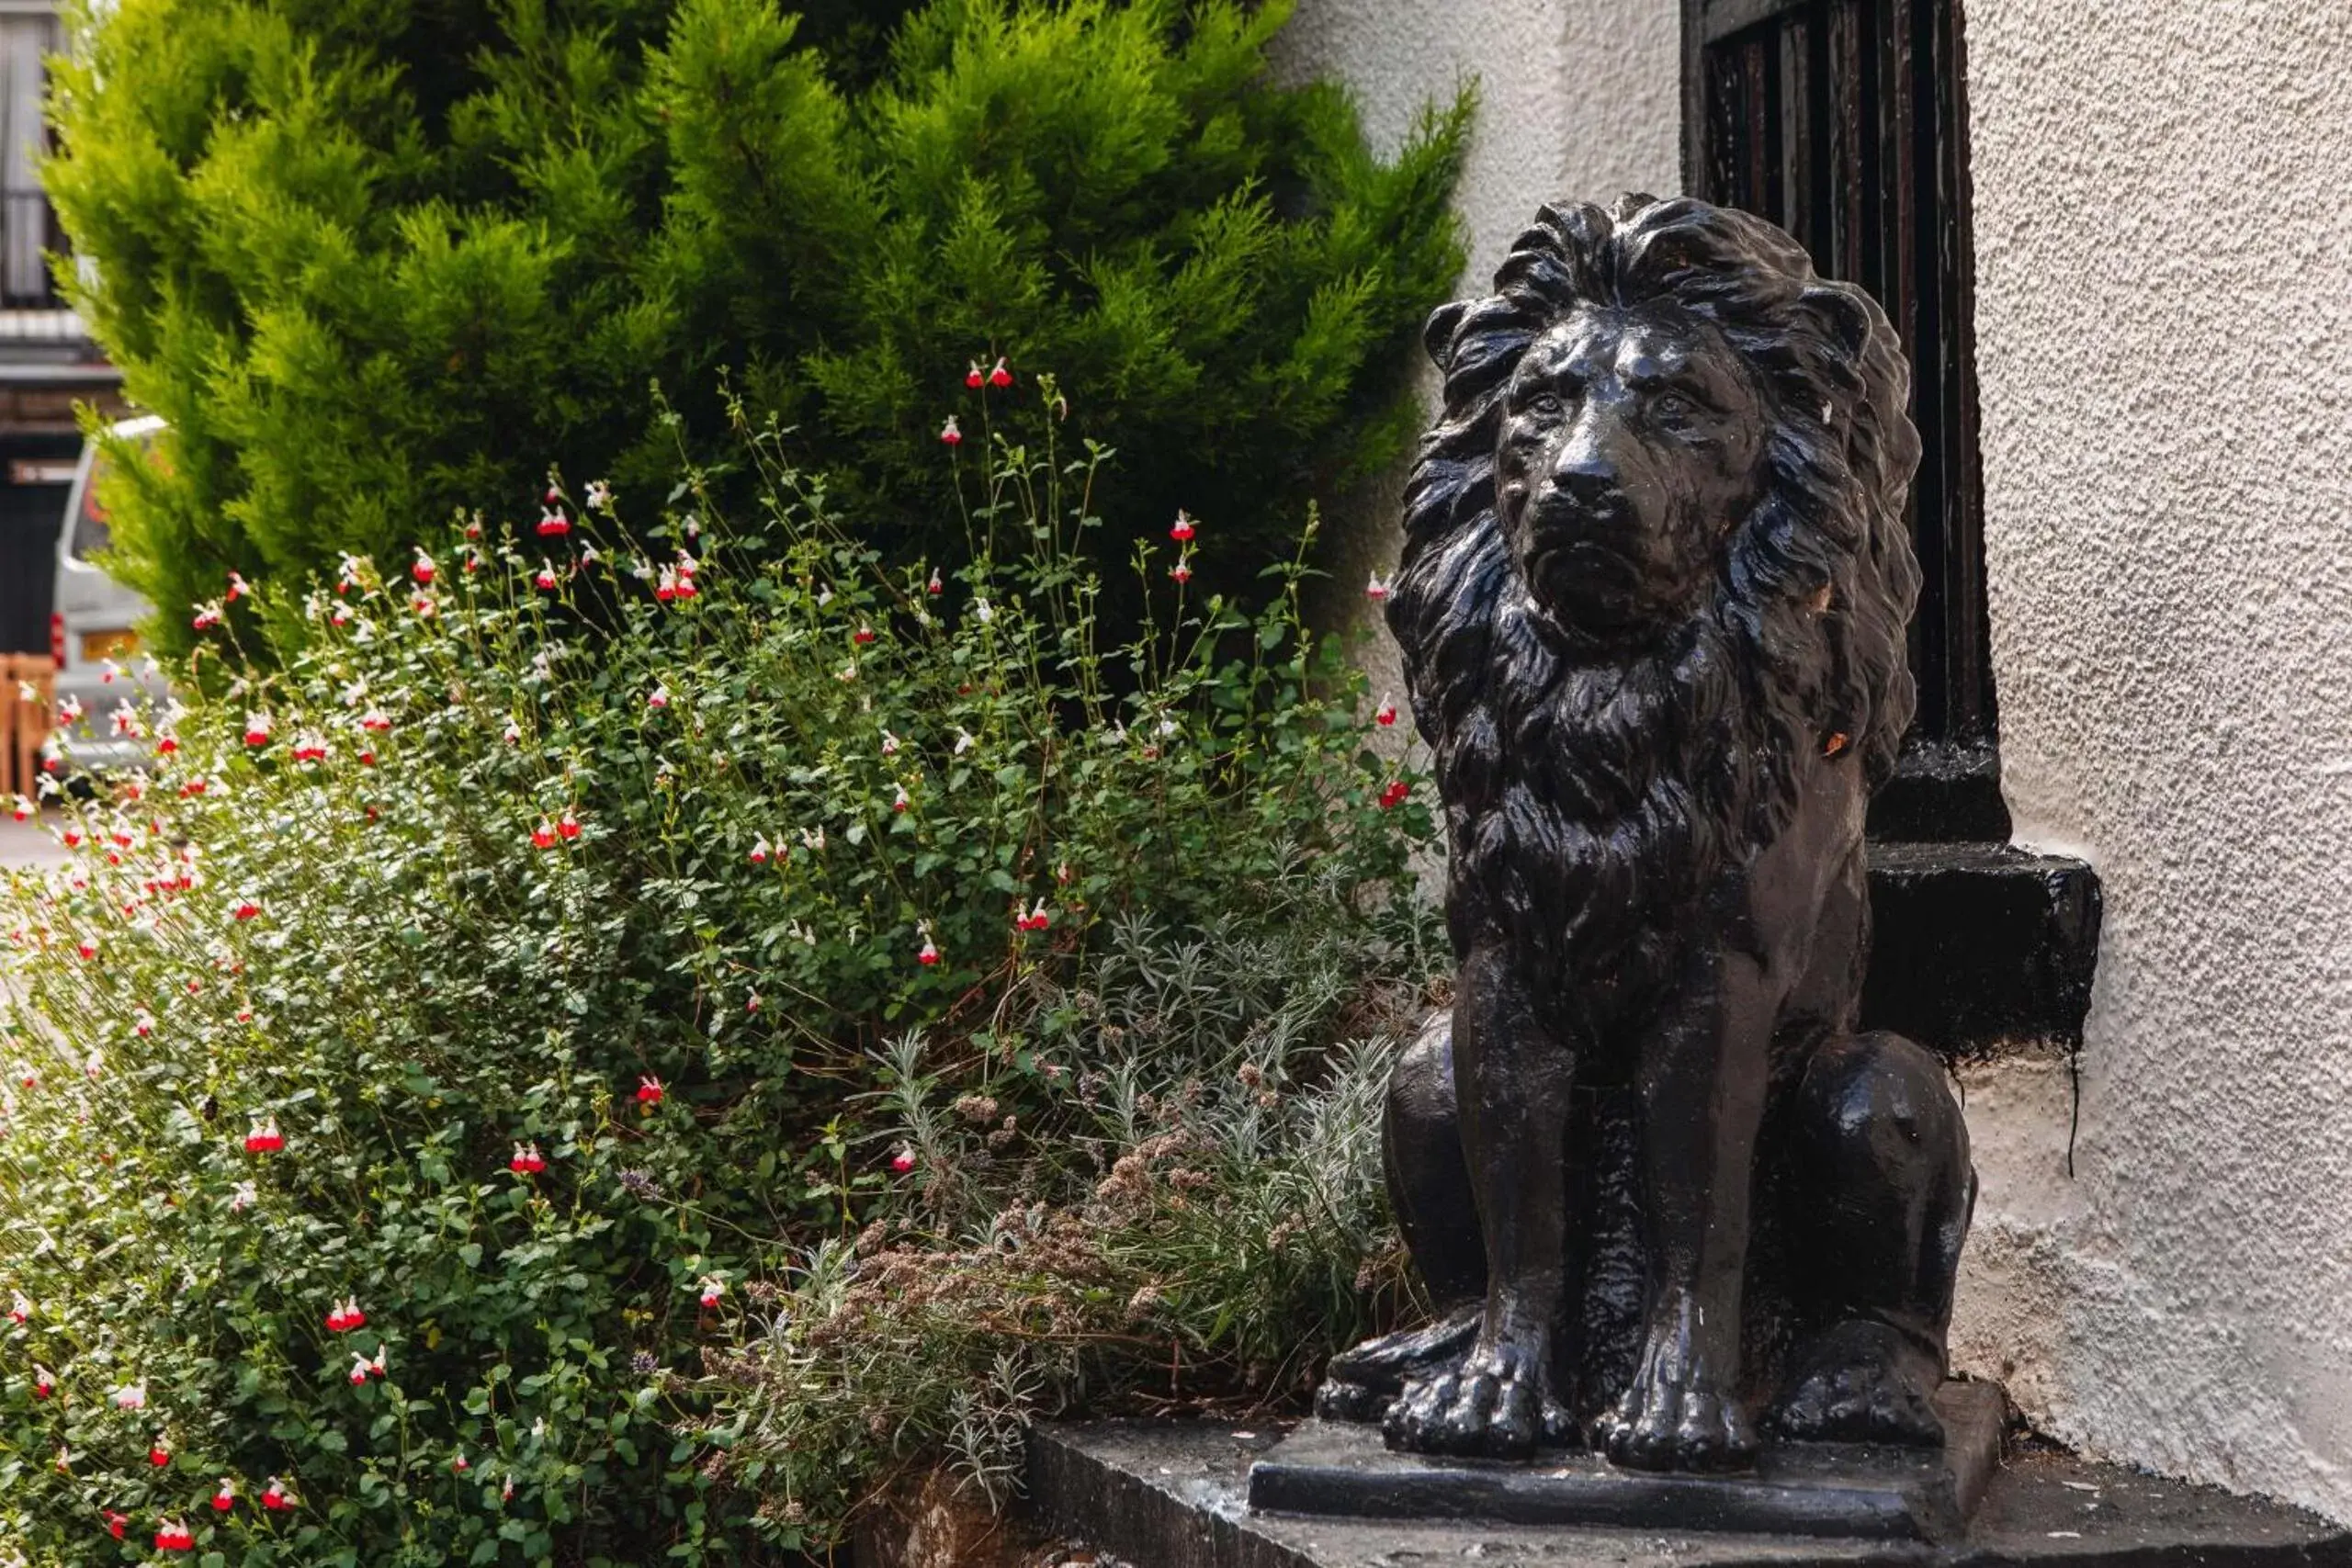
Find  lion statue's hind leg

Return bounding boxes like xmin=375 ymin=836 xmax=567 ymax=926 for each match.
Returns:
xmin=1316 ymin=1018 xmax=1486 ymax=1424
xmin=1768 ymin=1031 xmax=1975 ymax=1446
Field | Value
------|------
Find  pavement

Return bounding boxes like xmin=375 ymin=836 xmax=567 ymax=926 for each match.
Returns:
xmin=0 ymin=812 xmax=72 ymax=871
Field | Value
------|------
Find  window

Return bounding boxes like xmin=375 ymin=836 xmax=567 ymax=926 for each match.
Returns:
xmin=0 ymin=6 xmax=62 ymax=310
xmin=1683 ymin=0 xmax=2000 ymax=836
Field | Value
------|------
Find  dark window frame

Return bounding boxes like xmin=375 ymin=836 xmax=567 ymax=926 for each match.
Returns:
xmin=1681 ymin=0 xmax=2004 ymax=840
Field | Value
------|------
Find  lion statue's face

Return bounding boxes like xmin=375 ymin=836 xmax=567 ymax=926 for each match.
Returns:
xmin=1495 ymin=306 xmax=1770 ymax=642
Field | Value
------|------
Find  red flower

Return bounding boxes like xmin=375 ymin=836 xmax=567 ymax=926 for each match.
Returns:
xmin=637 ymin=1076 xmax=663 ymax=1106
xmin=891 ymin=784 xmax=910 ymax=814
xmin=535 ymin=568 xmax=558 ymax=592
xmin=233 ymin=898 xmax=261 ymax=921
xmin=243 ymin=1118 xmax=283 ymax=1154
xmin=853 ymin=626 xmax=876 ymax=646
xmin=211 ymin=1478 xmax=236 ymax=1512
xmin=412 ymin=550 xmax=435 ymax=586
xmin=32 ymin=1364 xmax=52 ymax=1399
xmin=261 ymin=1478 xmax=292 ymax=1511
xmin=451 ymin=1451 xmax=469 ymax=1474
xmin=890 ymin=1147 xmax=917 ymax=1174
xmin=940 ymin=416 xmax=963 ymax=446
xmin=191 ymin=603 xmax=223 ymax=631
xmin=105 ymin=1509 xmax=127 ymax=1538
xmin=926 ymin=568 xmax=943 ymax=596
xmin=1378 ymin=780 xmax=1410 ymax=810
xmin=1365 ymin=571 xmax=1391 ymax=602
xmin=1375 ymin=697 xmax=1397 ymax=728
xmin=698 ymin=1277 xmax=726 ymax=1309
xmin=1170 ymin=562 xmax=1192 ymax=584
xmin=557 ymin=810 xmax=581 ymax=840
xmin=226 ymin=571 xmax=251 ymax=603
xmin=510 ymin=1142 xmax=546 ymax=1174
xmin=74 ymin=937 xmax=96 ymax=961
xmin=917 ymin=935 xmax=940 ymax=966
xmin=531 ymin=822 xmax=557 ymax=851
xmin=327 ymin=1296 xmax=366 ymax=1332
xmin=290 ymin=732 xmax=329 ymax=762
xmin=966 ymin=360 xmax=985 ymax=389
xmin=1170 ymin=510 xmax=1195 ymax=542
xmin=8 ymin=1291 xmax=28 ymax=1323
xmin=347 ymin=1354 xmax=370 ymax=1386
xmin=988 ymin=356 xmax=1012 ymax=389
xmin=360 ymin=710 xmax=391 ymax=733
xmin=538 ymin=507 xmax=571 ymax=537
xmin=243 ymin=713 xmax=271 ymax=747
xmin=150 ymin=1438 xmax=171 ymax=1467
xmin=155 ymin=1519 xmax=194 ymax=1551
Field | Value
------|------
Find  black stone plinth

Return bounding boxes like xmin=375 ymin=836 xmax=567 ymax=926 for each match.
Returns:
xmin=1030 ymin=1411 xmax=2352 ymax=1568
xmin=1248 ymin=1383 xmax=2001 ymax=1543
xmin=1862 ymin=840 xmax=2103 ymax=1052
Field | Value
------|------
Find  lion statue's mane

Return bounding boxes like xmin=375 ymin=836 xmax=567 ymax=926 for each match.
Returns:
xmin=1388 ymin=195 xmax=1922 ymax=1015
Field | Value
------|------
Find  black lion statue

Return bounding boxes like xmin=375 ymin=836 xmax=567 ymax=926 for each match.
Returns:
xmin=1317 ymin=195 xmax=1975 ymax=1473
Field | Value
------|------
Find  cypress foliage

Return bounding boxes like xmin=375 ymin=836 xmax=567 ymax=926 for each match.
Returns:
xmin=45 ymin=0 xmax=1467 ymax=648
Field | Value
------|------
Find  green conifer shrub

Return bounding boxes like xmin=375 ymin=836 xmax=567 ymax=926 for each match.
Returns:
xmin=0 ymin=387 xmax=1440 ymax=1562
xmin=45 ymin=0 xmax=1467 ymax=653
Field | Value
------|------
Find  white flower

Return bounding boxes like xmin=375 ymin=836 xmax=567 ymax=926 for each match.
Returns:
xmin=230 ymin=1181 xmax=257 ymax=1213
xmin=113 ymin=1382 xmax=146 ymax=1411
xmin=585 ymin=479 xmax=612 ymax=510
xmin=879 ymin=730 xmax=900 ymax=758
xmin=973 ymin=598 xmax=994 ymax=625
xmin=953 ymin=728 xmax=976 ymax=755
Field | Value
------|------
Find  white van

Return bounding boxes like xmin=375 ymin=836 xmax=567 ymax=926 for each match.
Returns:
xmin=49 ymin=414 xmax=170 ymax=774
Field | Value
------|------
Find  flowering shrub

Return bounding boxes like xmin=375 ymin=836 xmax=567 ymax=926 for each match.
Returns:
xmin=0 ymin=378 xmax=1437 ymax=1561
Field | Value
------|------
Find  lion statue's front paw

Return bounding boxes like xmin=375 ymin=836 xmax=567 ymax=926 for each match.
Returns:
xmin=1381 ymin=1332 xmax=1574 ymax=1460
xmin=1599 ymin=1335 xmax=1758 ymax=1472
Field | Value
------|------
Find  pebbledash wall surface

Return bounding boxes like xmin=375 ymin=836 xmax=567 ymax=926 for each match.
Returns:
xmin=1277 ymin=0 xmax=2352 ymax=1529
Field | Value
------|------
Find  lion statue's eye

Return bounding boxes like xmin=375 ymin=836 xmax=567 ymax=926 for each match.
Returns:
xmin=1652 ymin=392 xmax=1694 ymax=423
xmin=1521 ymin=392 xmax=1566 ymax=418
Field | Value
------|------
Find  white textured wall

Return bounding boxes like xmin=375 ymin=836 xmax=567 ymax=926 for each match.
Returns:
xmin=1961 ymin=0 xmax=2352 ymax=1522
xmin=1274 ymin=0 xmax=1681 ymax=283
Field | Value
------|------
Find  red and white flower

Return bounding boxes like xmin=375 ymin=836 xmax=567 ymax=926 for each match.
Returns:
xmin=535 ymin=567 xmax=558 ymax=592
xmin=1365 ymin=571 xmax=1391 ymax=602
xmin=646 ymin=685 xmax=670 ymax=710
xmin=940 ymin=415 xmax=963 ymax=446
xmin=1169 ymin=561 xmax=1192 ymax=584
xmin=916 ymin=928 xmax=940 ymax=966
xmin=8 ymin=1290 xmax=29 ymax=1323
xmin=191 ymin=602 xmax=224 ymax=631
xmin=261 ymin=1477 xmax=292 ymax=1511
xmin=698 ymin=1276 xmax=726 ymax=1309
xmin=106 ymin=1509 xmax=128 ymax=1539
xmin=966 ymin=359 xmax=985 ymax=389
xmin=1170 ymin=510 xmax=1195 ymax=542
xmin=748 ymin=834 xmax=772 ymax=865
xmin=412 ymin=592 xmax=436 ymax=617
xmin=243 ymin=1117 xmax=283 ymax=1154
xmin=32 ymin=1363 xmax=53 ymax=1399
xmin=56 ymin=694 xmax=83 ymax=726
xmin=926 ymin=568 xmax=943 ymax=596
xmin=890 ymin=1145 xmax=917 ymax=1174
xmin=243 ymin=712 xmax=272 ymax=747
xmin=211 ymin=1477 xmax=237 ymax=1512
xmin=290 ymin=731 xmax=329 ymax=762
xmin=113 ymin=1382 xmax=146 ymax=1411
xmin=347 ymin=1353 xmax=371 ymax=1385
xmin=557 ymin=809 xmax=581 ymax=840
xmin=510 ymin=1142 xmax=546 ymax=1174
xmin=1378 ymin=779 xmax=1410 ymax=810
xmin=891 ymin=783 xmax=910 ymax=814
xmin=155 ymin=1518 xmax=195 ymax=1551
xmin=233 ymin=897 xmax=261 ymax=921
xmin=451 ymin=1450 xmax=470 ymax=1474
xmin=359 ymin=709 xmax=391 ymax=733
xmin=1375 ymin=696 xmax=1397 ymax=728
xmin=230 ymin=1181 xmax=257 ymax=1213
xmin=538 ymin=506 xmax=571 ymax=537
xmin=412 ymin=550 xmax=436 ymax=585
xmin=637 ymin=1076 xmax=664 ymax=1106
xmin=531 ymin=821 xmax=557 ymax=851
xmin=150 ymin=1436 xmax=172 ymax=1466
xmin=227 ymin=570 xmax=251 ymax=603
xmin=336 ymin=553 xmax=363 ymax=595
xmin=326 ymin=1296 xmax=367 ymax=1332
xmin=988 ymin=356 xmax=1012 ymax=389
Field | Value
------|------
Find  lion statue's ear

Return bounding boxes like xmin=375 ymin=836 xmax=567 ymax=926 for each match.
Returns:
xmin=1799 ymin=282 xmax=1875 ymax=361
xmin=1424 ymin=299 xmax=1470 ymax=371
